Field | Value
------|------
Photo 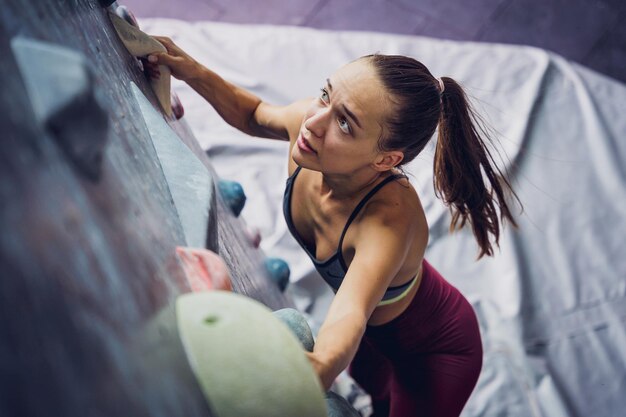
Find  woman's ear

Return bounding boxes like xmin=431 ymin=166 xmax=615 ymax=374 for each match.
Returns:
xmin=372 ymin=151 xmax=404 ymax=171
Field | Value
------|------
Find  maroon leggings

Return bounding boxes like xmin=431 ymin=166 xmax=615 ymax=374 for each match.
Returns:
xmin=349 ymin=260 xmax=483 ymax=417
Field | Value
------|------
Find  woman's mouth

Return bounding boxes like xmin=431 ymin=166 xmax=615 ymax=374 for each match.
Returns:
xmin=297 ymin=134 xmax=317 ymax=154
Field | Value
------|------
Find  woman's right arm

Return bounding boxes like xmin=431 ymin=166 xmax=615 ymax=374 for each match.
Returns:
xmin=147 ymin=36 xmax=307 ymax=142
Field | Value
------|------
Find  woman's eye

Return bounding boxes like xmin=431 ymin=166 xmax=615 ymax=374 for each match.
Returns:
xmin=338 ymin=117 xmax=351 ymax=134
xmin=319 ymin=88 xmax=330 ymax=104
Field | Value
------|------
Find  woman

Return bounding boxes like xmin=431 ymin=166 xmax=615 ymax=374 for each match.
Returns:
xmin=147 ymin=38 xmax=519 ymax=417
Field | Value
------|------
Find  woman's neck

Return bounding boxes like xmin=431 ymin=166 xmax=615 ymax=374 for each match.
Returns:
xmin=319 ymin=169 xmax=388 ymax=201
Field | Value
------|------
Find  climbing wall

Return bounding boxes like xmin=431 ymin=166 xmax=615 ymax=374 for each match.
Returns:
xmin=0 ymin=1 xmax=294 ymax=416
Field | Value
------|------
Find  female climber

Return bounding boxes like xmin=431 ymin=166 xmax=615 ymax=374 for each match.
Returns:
xmin=146 ymin=38 xmax=520 ymax=417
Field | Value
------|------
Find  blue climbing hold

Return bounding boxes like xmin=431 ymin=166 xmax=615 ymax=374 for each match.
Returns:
xmin=272 ymin=308 xmax=314 ymax=352
xmin=218 ymin=179 xmax=246 ymax=217
xmin=264 ymin=257 xmax=290 ymax=292
xmin=325 ymin=391 xmax=361 ymax=417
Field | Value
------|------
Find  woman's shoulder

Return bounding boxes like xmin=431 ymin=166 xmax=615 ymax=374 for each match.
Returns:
xmin=353 ymin=174 xmax=428 ymax=255
xmin=360 ymin=174 xmax=423 ymax=227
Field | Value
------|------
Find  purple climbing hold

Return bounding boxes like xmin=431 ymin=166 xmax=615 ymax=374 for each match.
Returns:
xmin=171 ymin=92 xmax=184 ymax=120
xmin=244 ymin=225 xmax=262 ymax=249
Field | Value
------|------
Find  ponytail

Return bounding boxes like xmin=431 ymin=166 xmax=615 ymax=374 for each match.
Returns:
xmin=435 ymin=77 xmax=520 ymax=258
xmin=365 ymin=54 xmax=521 ymax=258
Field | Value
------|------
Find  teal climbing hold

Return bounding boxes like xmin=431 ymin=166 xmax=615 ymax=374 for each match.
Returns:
xmin=264 ymin=257 xmax=290 ymax=291
xmin=218 ymin=179 xmax=246 ymax=217
xmin=272 ymin=308 xmax=314 ymax=352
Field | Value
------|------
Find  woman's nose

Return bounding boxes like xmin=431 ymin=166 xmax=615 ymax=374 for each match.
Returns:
xmin=304 ymin=108 xmax=328 ymax=138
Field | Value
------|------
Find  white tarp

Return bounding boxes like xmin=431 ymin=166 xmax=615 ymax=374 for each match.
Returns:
xmin=140 ymin=19 xmax=626 ymax=417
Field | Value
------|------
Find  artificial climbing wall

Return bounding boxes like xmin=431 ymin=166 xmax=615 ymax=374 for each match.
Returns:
xmin=0 ymin=1 xmax=293 ymax=416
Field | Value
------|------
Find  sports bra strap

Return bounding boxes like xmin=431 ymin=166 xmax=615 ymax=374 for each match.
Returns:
xmin=337 ymin=174 xmax=405 ymax=252
xmin=289 ymin=165 xmax=302 ymax=181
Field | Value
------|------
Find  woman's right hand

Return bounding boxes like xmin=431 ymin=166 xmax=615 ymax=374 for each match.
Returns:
xmin=144 ymin=36 xmax=201 ymax=82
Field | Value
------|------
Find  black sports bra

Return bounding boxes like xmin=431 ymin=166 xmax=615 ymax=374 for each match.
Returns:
xmin=283 ymin=166 xmax=417 ymax=302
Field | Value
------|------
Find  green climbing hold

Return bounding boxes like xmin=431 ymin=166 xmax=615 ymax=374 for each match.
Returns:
xmin=176 ymin=291 xmax=327 ymax=417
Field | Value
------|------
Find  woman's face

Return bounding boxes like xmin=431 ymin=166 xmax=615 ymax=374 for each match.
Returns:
xmin=292 ymin=59 xmax=395 ymax=175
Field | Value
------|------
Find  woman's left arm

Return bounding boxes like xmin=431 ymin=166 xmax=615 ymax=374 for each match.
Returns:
xmin=307 ymin=202 xmax=417 ymax=390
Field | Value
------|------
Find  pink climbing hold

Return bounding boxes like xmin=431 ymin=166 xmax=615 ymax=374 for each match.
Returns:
xmin=176 ymin=247 xmax=232 ymax=292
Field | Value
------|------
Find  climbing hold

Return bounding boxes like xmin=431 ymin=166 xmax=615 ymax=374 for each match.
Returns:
xmin=99 ymin=0 xmax=117 ymax=7
xmin=176 ymin=291 xmax=327 ymax=417
xmin=108 ymin=10 xmax=162 ymax=57
xmin=325 ymin=391 xmax=361 ymax=417
xmin=244 ymin=224 xmax=262 ymax=248
xmin=264 ymin=257 xmax=290 ymax=292
xmin=10 ymin=37 xmax=109 ymax=181
xmin=171 ymin=92 xmax=184 ymax=120
xmin=109 ymin=11 xmax=172 ymax=116
xmin=218 ymin=179 xmax=246 ymax=217
xmin=131 ymin=83 xmax=217 ymax=250
xmin=115 ymin=5 xmax=139 ymax=28
xmin=272 ymin=308 xmax=314 ymax=352
xmin=176 ymin=247 xmax=231 ymax=292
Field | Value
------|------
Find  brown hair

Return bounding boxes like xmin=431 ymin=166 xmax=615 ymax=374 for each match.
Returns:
xmin=366 ymin=54 xmax=520 ymax=258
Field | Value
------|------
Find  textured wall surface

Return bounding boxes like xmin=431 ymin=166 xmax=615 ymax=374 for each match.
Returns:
xmin=0 ymin=1 xmax=292 ymax=416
